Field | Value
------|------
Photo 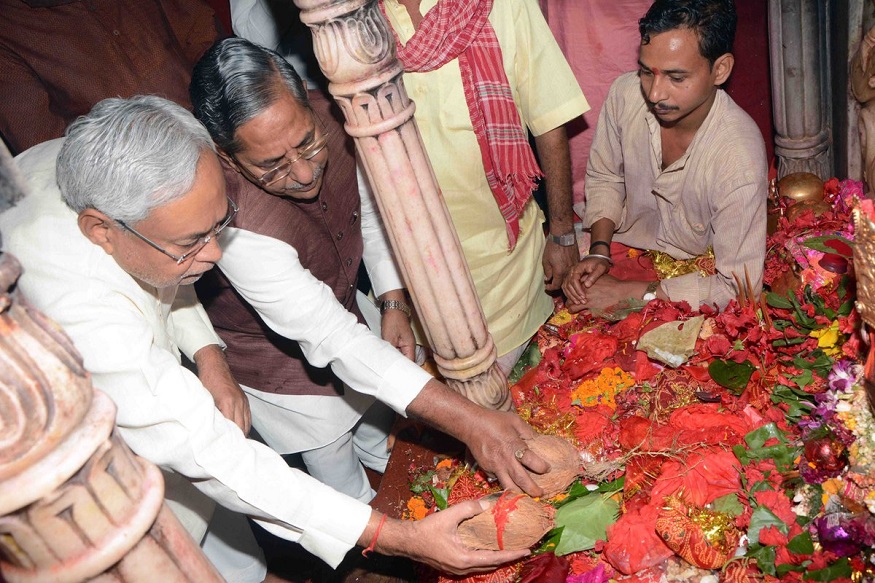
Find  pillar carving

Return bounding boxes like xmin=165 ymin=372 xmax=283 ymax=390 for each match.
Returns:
xmin=0 ymin=248 xmax=221 ymax=582
xmin=768 ymin=0 xmax=832 ymax=179
xmin=294 ymin=0 xmax=511 ymax=410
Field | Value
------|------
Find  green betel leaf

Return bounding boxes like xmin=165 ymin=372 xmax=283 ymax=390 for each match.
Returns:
xmin=708 ymin=359 xmax=756 ymax=393
xmin=508 ymin=343 xmax=542 ymax=385
xmin=787 ymin=531 xmax=815 ymax=555
xmin=746 ymin=543 xmax=777 ymax=576
xmin=428 ymin=485 xmax=449 ymax=510
xmin=533 ymin=526 xmax=564 ymax=555
xmin=801 ymin=235 xmax=854 ymax=257
xmin=803 ymin=557 xmax=852 ymax=581
xmin=597 ymin=476 xmax=625 ymax=494
xmin=777 ymin=562 xmax=809 ymax=576
xmin=738 ymin=423 xmax=801 ymax=472
xmin=748 ymin=505 xmax=788 ymax=546
xmin=766 ymin=292 xmax=795 ymax=309
xmin=711 ymin=493 xmax=745 ymax=517
xmin=553 ymin=493 xmax=619 ymax=556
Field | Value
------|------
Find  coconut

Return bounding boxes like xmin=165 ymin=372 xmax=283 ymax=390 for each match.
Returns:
xmin=524 ymin=434 xmax=581 ymax=498
xmin=457 ymin=491 xmax=555 ymax=550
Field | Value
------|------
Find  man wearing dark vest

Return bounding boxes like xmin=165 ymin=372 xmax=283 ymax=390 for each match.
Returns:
xmin=191 ymin=38 xmax=416 ymax=501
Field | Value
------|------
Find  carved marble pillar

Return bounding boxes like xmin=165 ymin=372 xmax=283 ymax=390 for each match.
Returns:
xmin=0 ymin=250 xmax=221 ymax=581
xmin=294 ymin=0 xmax=510 ymax=410
xmin=768 ymin=0 xmax=833 ymax=179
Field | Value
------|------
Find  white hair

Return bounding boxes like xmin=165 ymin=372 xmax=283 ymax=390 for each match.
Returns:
xmin=58 ymin=95 xmax=216 ymax=223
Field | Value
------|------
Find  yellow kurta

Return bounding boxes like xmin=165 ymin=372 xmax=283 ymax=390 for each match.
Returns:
xmin=383 ymin=0 xmax=589 ymax=355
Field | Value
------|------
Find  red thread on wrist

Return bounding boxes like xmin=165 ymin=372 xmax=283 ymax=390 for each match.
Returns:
xmin=361 ymin=514 xmax=387 ymax=557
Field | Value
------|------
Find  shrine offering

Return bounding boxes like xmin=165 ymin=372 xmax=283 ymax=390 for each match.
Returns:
xmin=457 ymin=491 xmax=556 ymax=551
xmin=402 ymin=178 xmax=875 ymax=582
xmin=523 ymin=434 xmax=581 ymax=498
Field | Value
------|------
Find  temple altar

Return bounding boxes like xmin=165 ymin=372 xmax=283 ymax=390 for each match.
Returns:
xmin=4 ymin=0 xmax=875 ymax=581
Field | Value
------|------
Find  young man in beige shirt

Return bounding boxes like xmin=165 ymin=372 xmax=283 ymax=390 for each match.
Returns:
xmin=564 ymin=0 xmax=767 ymax=312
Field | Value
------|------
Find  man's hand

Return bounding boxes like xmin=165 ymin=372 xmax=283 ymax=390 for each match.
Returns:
xmin=565 ymin=275 xmax=653 ymax=313
xmin=381 ymin=310 xmax=416 ymax=361
xmin=370 ymin=502 xmax=531 ymax=574
xmin=534 ymin=125 xmax=575 ymax=292
xmin=561 ymin=256 xmax=612 ymax=306
xmin=465 ymin=408 xmax=551 ymax=496
xmin=194 ymin=344 xmax=251 ymax=434
xmin=543 ymin=239 xmax=579 ymax=291
xmin=406 ymin=380 xmax=550 ymax=498
xmin=379 ymin=289 xmax=416 ymax=361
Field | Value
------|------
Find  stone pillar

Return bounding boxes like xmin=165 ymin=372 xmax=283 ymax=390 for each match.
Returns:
xmin=0 ymin=252 xmax=222 ymax=582
xmin=768 ymin=0 xmax=832 ymax=179
xmin=294 ymin=0 xmax=510 ymax=410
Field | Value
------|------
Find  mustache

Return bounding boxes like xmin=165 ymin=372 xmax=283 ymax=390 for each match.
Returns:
xmin=283 ymin=163 xmax=325 ymax=192
xmin=650 ymin=102 xmax=679 ymax=113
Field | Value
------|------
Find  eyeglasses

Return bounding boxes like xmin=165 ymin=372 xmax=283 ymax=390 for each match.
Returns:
xmin=118 ymin=196 xmax=238 ymax=265
xmin=241 ymin=116 xmax=331 ymax=187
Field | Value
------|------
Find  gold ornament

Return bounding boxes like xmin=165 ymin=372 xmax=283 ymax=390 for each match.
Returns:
xmin=853 ymin=205 xmax=875 ymax=413
xmin=647 ymin=248 xmax=715 ymax=280
xmin=777 ymin=172 xmax=825 ymax=202
xmin=786 ymin=199 xmax=831 ymax=222
xmin=853 ymin=207 xmax=875 ymax=328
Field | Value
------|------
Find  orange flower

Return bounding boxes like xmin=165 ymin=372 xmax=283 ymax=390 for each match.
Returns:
xmin=436 ymin=458 xmax=454 ymax=470
xmin=406 ymin=496 xmax=429 ymax=521
xmin=570 ymin=367 xmax=635 ymax=410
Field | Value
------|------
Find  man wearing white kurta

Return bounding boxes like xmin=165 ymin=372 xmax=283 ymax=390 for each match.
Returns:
xmin=0 ymin=96 xmax=546 ymax=581
xmin=189 ymin=39 xmax=417 ymax=503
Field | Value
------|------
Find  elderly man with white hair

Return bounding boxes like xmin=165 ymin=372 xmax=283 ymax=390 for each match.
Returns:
xmin=0 ymin=95 xmax=547 ymax=582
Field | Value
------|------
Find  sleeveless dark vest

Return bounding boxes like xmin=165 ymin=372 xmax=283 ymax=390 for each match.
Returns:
xmin=196 ymin=88 xmax=362 ymax=396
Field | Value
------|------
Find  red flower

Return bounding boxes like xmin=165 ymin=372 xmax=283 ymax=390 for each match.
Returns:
xmin=563 ymin=332 xmax=619 ymax=380
xmin=702 ymin=334 xmax=733 ymax=358
xmin=573 ymin=406 xmax=613 ymax=447
xmin=612 ymin=310 xmax=645 ymax=342
xmin=634 ymin=351 xmax=661 ymax=383
xmin=824 ymin=177 xmax=841 ymax=195
xmin=759 ymin=525 xmax=789 ymax=546
xmin=753 ymin=490 xmax=797 ymax=527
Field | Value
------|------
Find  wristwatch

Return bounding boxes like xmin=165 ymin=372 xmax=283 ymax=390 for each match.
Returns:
xmin=380 ymin=299 xmax=411 ymax=318
xmin=549 ymin=232 xmax=577 ymax=247
xmin=642 ymin=281 xmax=660 ymax=302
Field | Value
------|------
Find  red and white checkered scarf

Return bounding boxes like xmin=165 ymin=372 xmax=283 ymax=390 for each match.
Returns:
xmin=381 ymin=0 xmax=543 ymax=249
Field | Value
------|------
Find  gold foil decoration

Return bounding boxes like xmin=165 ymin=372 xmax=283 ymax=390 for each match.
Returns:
xmin=647 ymin=247 xmax=716 ymax=280
xmin=853 ymin=207 xmax=875 ymax=328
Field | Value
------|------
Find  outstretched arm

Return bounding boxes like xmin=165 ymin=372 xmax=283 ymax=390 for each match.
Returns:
xmin=536 ymin=126 xmax=579 ymax=291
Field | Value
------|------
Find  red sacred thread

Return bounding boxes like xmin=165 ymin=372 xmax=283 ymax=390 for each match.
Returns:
xmin=361 ymin=514 xmax=387 ymax=557
xmin=492 ymin=491 xmax=524 ymax=550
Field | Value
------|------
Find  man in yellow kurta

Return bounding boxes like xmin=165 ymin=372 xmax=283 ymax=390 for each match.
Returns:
xmin=382 ymin=0 xmax=589 ymax=370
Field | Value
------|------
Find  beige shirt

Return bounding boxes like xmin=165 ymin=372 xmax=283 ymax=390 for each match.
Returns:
xmin=382 ymin=0 xmax=589 ymax=355
xmin=583 ymin=72 xmax=768 ymax=309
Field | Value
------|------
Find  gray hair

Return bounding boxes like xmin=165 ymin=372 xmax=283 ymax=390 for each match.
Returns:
xmin=58 ymin=95 xmax=216 ymax=223
xmin=190 ymin=37 xmax=309 ymax=154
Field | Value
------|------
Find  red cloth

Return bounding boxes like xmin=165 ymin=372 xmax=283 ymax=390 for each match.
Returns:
xmin=383 ymin=0 xmax=542 ymax=248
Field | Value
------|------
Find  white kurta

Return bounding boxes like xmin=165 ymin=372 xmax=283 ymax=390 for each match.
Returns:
xmin=223 ymin=164 xmax=409 ymax=454
xmin=0 ymin=139 xmax=430 ymax=567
